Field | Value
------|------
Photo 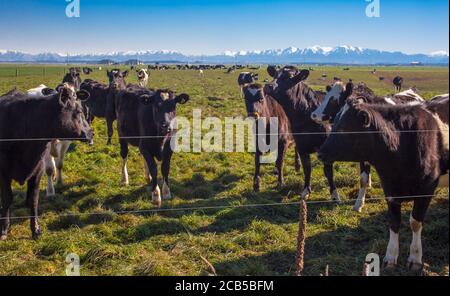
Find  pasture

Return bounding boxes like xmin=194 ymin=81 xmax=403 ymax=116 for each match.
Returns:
xmin=0 ymin=64 xmax=448 ymax=276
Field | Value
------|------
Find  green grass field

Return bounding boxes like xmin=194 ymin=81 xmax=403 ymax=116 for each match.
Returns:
xmin=0 ymin=65 xmax=448 ymax=276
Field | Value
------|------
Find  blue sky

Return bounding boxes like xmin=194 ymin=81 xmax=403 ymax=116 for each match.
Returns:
xmin=0 ymin=0 xmax=448 ymax=55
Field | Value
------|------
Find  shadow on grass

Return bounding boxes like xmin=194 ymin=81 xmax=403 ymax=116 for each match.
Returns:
xmin=212 ymin=200 xmax=448 ymax=276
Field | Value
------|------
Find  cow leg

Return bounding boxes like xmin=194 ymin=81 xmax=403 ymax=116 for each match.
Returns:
xmin=161 ymin=149 xmax=173 ymax=200
xmin=27 ymin=168 xmax=43 ymax=240
xmin=384 ymin=200 xmax=402 ymax=268
xmin=299 ymin=153 xmax=312 ymax=199
xmin=276 ymin=140 xmax=288 ymax=189
xmin=142 ymin=152 xmax=160 ymax=207
xmin=0 ymin=176 xmax=12 ymax=241
xmin=106 ymin=117 xmax=114 ymax=145
xmin=55 ymin=141 xmax=71 ymax=187
xmin=44 ymin=146 xmax=56 ymax=197
xmin=120 ymin=140 xmax=129 ymax=186
xmin=143 ymin=158 xmax=152 ymax=185
xmin=294 ymin=150 xmax=301 ymax=172
xmin=323 ymin=162 xmax=340 ymax=202
xmin=407 ymin=196 xmax=432 ymax=271
xmin=353 ymin=162 xmax=371 ymax=212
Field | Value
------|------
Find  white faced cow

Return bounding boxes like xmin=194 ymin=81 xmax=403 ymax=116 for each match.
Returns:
xmin=311 ymin=80 xmax=425 ymax=212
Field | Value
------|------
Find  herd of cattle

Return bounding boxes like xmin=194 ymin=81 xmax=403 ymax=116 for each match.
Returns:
xmin=0 ymin=65 xmax=448 ymax=272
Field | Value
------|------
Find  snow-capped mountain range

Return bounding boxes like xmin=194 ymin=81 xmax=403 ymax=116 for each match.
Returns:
xmin=0 ymin=46 xmax=448 ymax=64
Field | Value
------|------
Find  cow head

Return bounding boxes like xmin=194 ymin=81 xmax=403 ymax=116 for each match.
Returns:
xmin=238 ymin=72 xmax=258 ymax=87
xmin=139 ymin=90 xmax=190 ymax=136
xmin=311 ymin=80 xmax=354 ymax=123
xmin=267 ymin=65 xmax=309 ymax=94
xmin=107 ymin=69 xmax=128 ymax=90
xmin=54 ymin=83 xmax=94 ymax=143
xmin=137 ymin=69 xmax=148 ymax=80
xmin=242 ymin=83 xmax=267 ymax=119
xmin=62 ymin=68 xmax=82 ymax=91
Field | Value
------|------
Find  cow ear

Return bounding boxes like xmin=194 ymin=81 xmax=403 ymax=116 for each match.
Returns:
xmin=326 ymin=85 xmax=332 ymax=92
xmin=76 ymin=90 xmax=90 ymax=101
xmin=122 ymin=70 xmax=129 ymax=77
xmin=357 ymin=110 xmax=371 ymax=128
xmin=344 ymin=82 xmax=354 ymax=98
xmin=291 ymin=69 xmax=310 ymax=84
xmin=175 ymin=93 xmax=190 ymax=104
xmin=58 ymin=88 xmax=72 ymax=106
xmin=139 ymin=94 xmax=153 ymax=105
xmin=267 ymin=65 xmax=278 ymax=78
xmin=42 ymin=88 xmax=56 ymax=96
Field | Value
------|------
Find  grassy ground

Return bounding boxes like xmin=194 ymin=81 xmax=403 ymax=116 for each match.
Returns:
xmin=0 ymin=65 xmax=448 ymax=276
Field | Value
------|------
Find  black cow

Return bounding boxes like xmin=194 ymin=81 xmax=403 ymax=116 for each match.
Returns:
xmin=265 ymin=66 xmax=340 ymax=201
xmin=115 ymin=86 xmax=189 ymax=207
xmin=241 ymin=82 xmax=301 ymax=192
xmin=310 ymin=81 xmax=425 ymax=211
xmin=393 ymin=76 xmax=404 ymax=92
xmin=80 ymin=69 xmax=128 ymax=145
xmin=82 ymin=67 xmax=93 ymax=75
xmin=318 ymin=98 xmax=449 ymax=270
xmin=0 ymin=84 xmax=93 ymax=240
xmin=63 ymin=69 xmax=82 ymax=91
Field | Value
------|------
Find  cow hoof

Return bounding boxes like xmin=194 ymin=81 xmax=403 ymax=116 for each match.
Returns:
xmin=253 ymin=177 xmax=261 ymax=192
xmin=407 ymin=258 xmax=423 ymax=272
xmin=301 ymin=189 xmax=311 ymax=200
xmin=46 ymin=190 xmax=56 ymax=197
xmin=32 ymin=233 xmax=41 ymax=241
xmin=331 ymin=190 xmax=341 ymax=203
xmin=383 ymin=257 xmax=397 ymax=269
xmin=162 ymin=183 xmax=171 ymax=200
xmin=277 ymin=182 xmax=285 ymax=190
xmin=295 ymin=164 xmax=301 ymax=173
xmin=273 ymin=167 xmax=279 ymax=175
xmin=0 ymin=235 xmax=7 ymax=241
xmin=152 ymin=187 xmax=162 ymax=208
xmin=352 ymin=205 xmax=363 ymax=213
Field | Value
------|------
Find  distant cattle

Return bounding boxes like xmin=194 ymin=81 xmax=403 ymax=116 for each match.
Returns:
xmin=83 ymin=67 xmax=93 ymax=75
xmin=311 ymin=81 xmax=425 ymax=212
xmin=343 ymin=68 xmax=350 ymax=71
xmin=265 ymin=65 xmax=340 ymax=201
xmin=379 ymin=77 xmax=385 ymax=81
xmin=239 ymin=74 xmax=301 ymax=191
xmin=319 ymin=97 xmax=449 ymax=271
xmin=115 ymin=86 xmax=189 ymax=207
xmin=137 ymin=69 xmax=149 ymax=88
xmin=322 ymin=74 xmax=327 ymax=78
xmin=0 ymin=84 xmax=93 ymax=240
xmin=393 ymin=76 xmax=404 ymax=92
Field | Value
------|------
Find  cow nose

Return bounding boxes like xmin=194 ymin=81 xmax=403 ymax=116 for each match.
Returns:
xmin=311 ymin=113 xmax=318 ymax=121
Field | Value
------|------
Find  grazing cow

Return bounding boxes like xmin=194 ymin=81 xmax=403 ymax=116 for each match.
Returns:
xmin=80 ymin=69 xmax=128 ymax=145
xmin=63 ymin=69 xmax=82 ymax=91
xmin=115 ymin=86 xmax=189 ymax=207
xmin=137 ymin=69 xmax=149 ymax=88
xmin=310 ymin=81 xmax=425 ymax=211
xmin=240 ymin=80 xmax=301 ymax=192
xmin=0 ymin=84 xmax=93 ymax=240
xmin=83 ymin=67 xmax=93 ymax=75
xmin=265 ymin=66 xmax=340 ymax=201
xmin=393 ymin=76 xmax=404 ymax=92
xmin=379 ymin=77 xmax=385 ymax=81
xmin=318 ymin=98 xmax=449 ymax=270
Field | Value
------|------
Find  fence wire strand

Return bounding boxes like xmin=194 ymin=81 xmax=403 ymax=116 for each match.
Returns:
xmin=1 ymin=193 xmax=447 ymax=221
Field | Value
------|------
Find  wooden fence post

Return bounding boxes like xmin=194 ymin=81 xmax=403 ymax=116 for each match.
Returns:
xmin=295 ymin=198 xmax=308 ymax=276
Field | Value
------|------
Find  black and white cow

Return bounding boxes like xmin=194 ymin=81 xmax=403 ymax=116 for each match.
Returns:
xmin=0 ymin=84 xmax=93 ymax=240
xmin=265 ymin=66 xmax=340 ymax=201
xmin=115 ymin=86 xmax=189 ymax=207
xmin=63 ymin=69 xmax=82 ymax=91
xmin=310 ymin=80 xmax=425 ymax=212
xmin=318 ymin=97 xmax=448 ymax=270
xmin=241 ymin=82 xmax=301 ymax=192
xmin=137 ymin=69 xmax=149 ymax=88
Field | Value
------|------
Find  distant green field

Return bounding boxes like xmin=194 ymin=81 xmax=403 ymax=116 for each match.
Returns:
xmin=0 ymin=64 xmax=448 ymax=276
